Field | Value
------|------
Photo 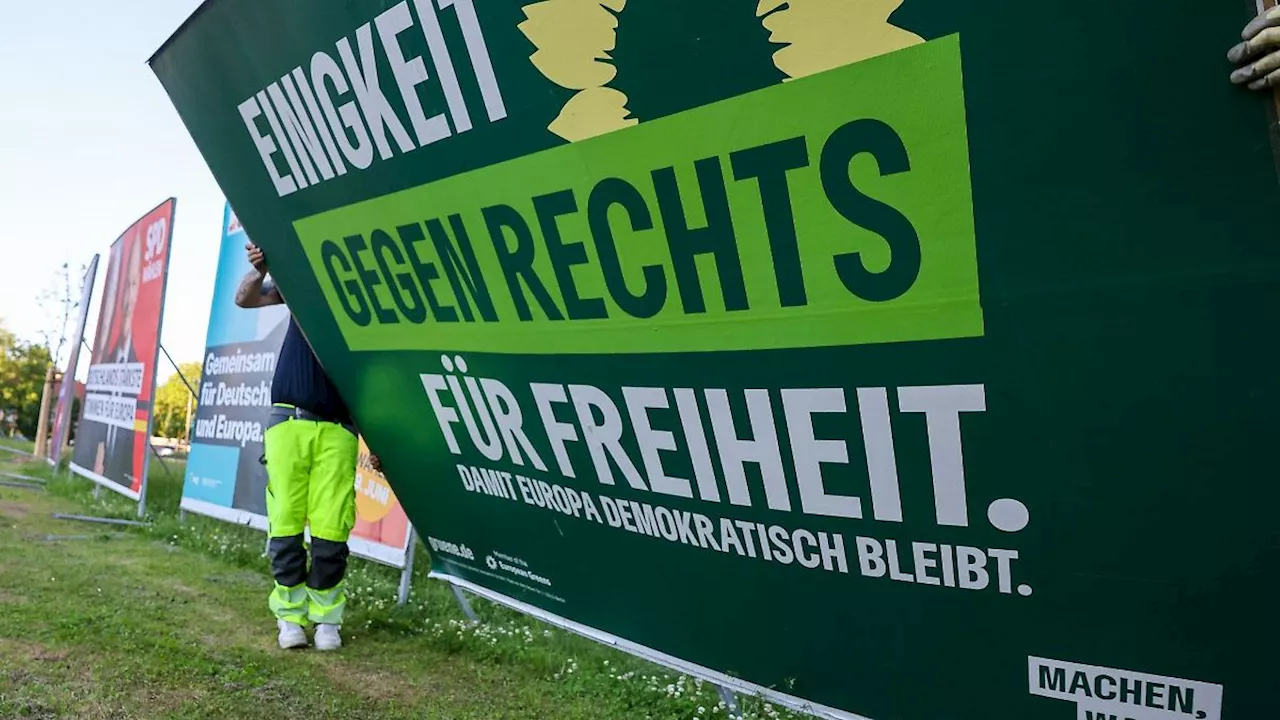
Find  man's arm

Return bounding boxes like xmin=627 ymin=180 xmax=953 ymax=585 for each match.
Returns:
xmin=235 ymin=242 xmax=284 ymax=308
xmin=234 ymin=269 xmax=284 ymax=308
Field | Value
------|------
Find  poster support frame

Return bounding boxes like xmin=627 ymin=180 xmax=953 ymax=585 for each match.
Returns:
xmin=159 ymin=344 xmax=199 ymax=398
xmin=47 ymin=255 xmax=100 ymax=467
xmin=396 ymin=526 xmax=418 ymax=605
xmin=135 ymin=197 xmax=178 ymax=518
xmin=432 ymin=572 xmax=863 ymax=720
xmin=449 ymin=582 xmax=478 ymax=623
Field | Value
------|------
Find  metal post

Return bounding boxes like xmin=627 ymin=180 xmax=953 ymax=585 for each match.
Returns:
xmin=52 ymin=513 xmax=149 ymax=528
xmin=450 ymin=583 xmax=478 ymax=622
xmin=396 ymin=527 xmax=418 ymax=606
xmin=0 ymin=472 xmax=45 ymax=484
xmin=160 ymin=344 xmax=199 ymax=398
xmin=33 ymin=366 xmax=56 ymax=459
xmin=93 ymin=484 xmax=101 ymax=500
xmin=716 ymin=685 xmax=742 ymax=719
xmin=149 ymin=442 xmax=176 ymax=480
xmin=136 ymin=473 xmax=148 ymax=518
xmin=178 ymin=507 xmax=186 ymax=525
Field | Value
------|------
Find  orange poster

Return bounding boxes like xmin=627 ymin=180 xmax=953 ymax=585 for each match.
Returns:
xmin=351 ymin=436 xmax=412 ymax=566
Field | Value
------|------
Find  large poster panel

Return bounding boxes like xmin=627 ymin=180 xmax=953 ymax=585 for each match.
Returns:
xmin=182 ymin=204 xmax=412 ymax=567
xmin=48 ymin=255 xmax=100 ymax=465
xmin=152 ymin=4 xmax=1277 ymax=719
xmin=71 ymin=199 xmax=176 ymax=500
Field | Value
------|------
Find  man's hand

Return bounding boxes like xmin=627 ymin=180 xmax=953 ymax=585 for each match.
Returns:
xmin=246 ymin=242 xmax=268 ymax=274
xmin=369 ymin=453 xmax=383 ymax=474
xmin=1230 ymin=7 xmax=1280 ymax=90
xmin=234 ymin=243 xmax=284 ymax=309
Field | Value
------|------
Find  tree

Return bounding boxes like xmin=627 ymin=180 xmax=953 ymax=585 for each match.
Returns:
xmin=36 ymin=262 xmax=85 ymax=367
xmin=153 ymin=362 xmax=201 ymax=439
xmin=0 ymin=320 xmax=14 ymax=353
xmin=0 ymin=319 xmax=54 ymax=439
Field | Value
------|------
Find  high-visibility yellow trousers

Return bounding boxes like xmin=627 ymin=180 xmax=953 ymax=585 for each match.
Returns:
xmin=263 ymin=410 xmax=357 ymax=626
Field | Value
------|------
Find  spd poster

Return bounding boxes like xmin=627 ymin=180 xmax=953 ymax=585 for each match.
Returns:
xmin=183 ymin=203 xmax=413 ymax=568
xmin=71 ymin=199 xmax=176 ymax=499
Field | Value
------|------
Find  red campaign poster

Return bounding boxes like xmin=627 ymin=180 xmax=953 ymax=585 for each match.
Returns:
xmin=71 ymin=198 xmax=176 ymax=501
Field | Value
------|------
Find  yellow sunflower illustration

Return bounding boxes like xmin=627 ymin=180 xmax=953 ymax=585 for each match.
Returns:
xmin=519 ymin=0 xmax=922 ymax=142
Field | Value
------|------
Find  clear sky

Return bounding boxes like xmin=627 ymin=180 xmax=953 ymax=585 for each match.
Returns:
xmin=0 ymin=0 xmax=222 ymax=383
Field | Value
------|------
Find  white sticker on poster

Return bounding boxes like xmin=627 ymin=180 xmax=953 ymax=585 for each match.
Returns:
xmin=1029 ymin=656 xmax=1221 ymax=720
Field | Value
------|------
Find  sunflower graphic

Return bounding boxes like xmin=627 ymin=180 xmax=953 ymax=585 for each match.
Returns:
xmin=518 ymin=0 xmax=922 ymax=142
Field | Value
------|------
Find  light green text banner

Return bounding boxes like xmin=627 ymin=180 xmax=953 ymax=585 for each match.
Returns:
xmin=295 ymin=37 xmax=980 ymax=354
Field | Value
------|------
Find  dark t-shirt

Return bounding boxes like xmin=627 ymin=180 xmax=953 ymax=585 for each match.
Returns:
xmin=271 ymin=316 xmax=352 ymax=425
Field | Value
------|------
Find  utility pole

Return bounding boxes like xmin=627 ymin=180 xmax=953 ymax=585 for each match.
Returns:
xmin=184 ymin=391 xmax=194 ymax=445
xmin=33 ymin=366 xmax=56 ymax=458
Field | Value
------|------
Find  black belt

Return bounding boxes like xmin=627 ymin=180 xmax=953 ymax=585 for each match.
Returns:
xmin=267 ymin=404 xmax=356 ymax=435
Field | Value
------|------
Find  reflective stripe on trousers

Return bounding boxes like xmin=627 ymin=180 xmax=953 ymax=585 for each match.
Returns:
xmin=263 ymin=415 xmax=357 ymax=624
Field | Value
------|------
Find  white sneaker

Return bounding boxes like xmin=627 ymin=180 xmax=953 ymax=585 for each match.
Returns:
xmin=314 ymin=623 xmax=342 ymax=651
xmin=277 ymin=620 xmax=308 ymax=649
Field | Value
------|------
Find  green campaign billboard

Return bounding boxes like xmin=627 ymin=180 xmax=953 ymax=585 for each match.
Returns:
xmin=151 ymin=2 xmax=1277 ymax=718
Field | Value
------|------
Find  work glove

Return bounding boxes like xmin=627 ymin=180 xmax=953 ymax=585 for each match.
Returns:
xmin=1230 ymin=7 xmax=1280 ymax=90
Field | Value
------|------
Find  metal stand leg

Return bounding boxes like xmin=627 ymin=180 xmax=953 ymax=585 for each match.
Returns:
xmin=450 ymin=583 xmax=478 ymax=622
xmin=64 ymin=470 xmax=151 ymax=528
xmin=178 ymin=508 xmax=185 ymax=525
xmin=396 ymin=528 xmax=418 ymax=606
xmin=717 ymin=685 xmax=741 ymax=719
xmin=52 ymin=513 xmax=149 ymax=528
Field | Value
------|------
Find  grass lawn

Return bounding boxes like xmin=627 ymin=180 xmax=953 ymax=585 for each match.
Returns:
xmin=0 ymin=445 xmax=801 ymax=720
xmin=0 ymin=437 xmax=35 ymax=454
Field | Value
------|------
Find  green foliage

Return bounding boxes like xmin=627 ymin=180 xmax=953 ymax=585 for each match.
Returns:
xmin=153 ymin=361 xmax=201 ymax=438
xmin=0 ymin=326 xmax=53 ymax=438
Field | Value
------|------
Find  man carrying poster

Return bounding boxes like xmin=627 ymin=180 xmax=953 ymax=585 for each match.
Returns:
xmin=72 ymin=199 xmax=175 ymax=505
xmin=234 ymin=241 xmax=376 ymax=652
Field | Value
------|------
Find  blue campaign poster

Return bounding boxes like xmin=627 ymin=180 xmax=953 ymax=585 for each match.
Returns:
xmin=181 ymin=203 xmax=288 ymax=527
